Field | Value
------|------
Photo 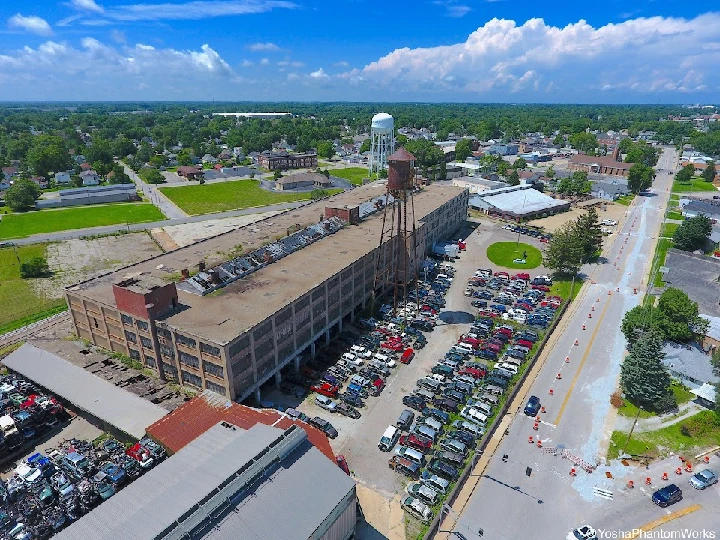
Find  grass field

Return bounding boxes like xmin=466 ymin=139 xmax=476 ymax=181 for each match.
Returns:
xmin=666 ymin=211 xmax=683 ymax=221
xmin=329 ymin=167 xmax=371 ymax=186
xmin=672 ymin=179 xmax=718 ymax=193
xmin=486 ymin=242 xmax=543 ymax=269
xmin=617 ymin=383 xmax=694 ymax=418
xmin=0 ymin=244 xmax=66 ymax=333
xmin=661 ymin=222 xmax=679 ymax=238
xmin=0 ymin=203 xmax=164 ymax=240
xmin=550 ymin=276 xmax=584 ymax=302
xmin=608 ymin=410 xmax=720 ymax=460
xmin=615 ymin=194 xmax=636 ymax=206
xmin=652 ymin=237 xmax=674 ymax=287
xmin=160 ymin=180 xmax=342 ymax=215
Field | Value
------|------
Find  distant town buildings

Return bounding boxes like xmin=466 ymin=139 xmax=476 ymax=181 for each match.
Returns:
xmin=258 ymin=151 xmax=318 ymax=171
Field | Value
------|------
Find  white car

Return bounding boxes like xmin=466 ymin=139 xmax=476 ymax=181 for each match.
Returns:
xmin=15 ymin=464 xmax=42 ymax=484
xmin=567 ymin=525 xmax=597 ymax=540
xmin=315 ymin=395 xmax=337 ymax=412
xmin=350 ymin=345 xmax=372 ymax=359
xmin=341 ymin=353 xmax=363 ymax=367
xmin=406 ymin=482 xmax=440 ymax=505
xmin=496 ymin=362 xmax=519 ymax=375
xmin=421 ymin=474 xmax=450 ymax=495
xmin=401 ymin=495 xmax=433 ymax=523
xmin=513 ymin=258 xmax=527 ymax=264
xmin=601 ymin=219 xmax=617 ymax=226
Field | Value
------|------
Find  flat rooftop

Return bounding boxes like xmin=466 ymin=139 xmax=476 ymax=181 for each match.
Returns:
xmin=478 ymin=185 xmax=568 ymax=215
xmin=71 ymin=184 xmax=464 ymax=343
xmin=2 ymin=344 xmax=167 ymax=438
xmin=55 ymin=422 xmax=355 ymax=540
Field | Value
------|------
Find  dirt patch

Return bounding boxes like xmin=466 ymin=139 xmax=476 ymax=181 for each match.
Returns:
xmin=31 ymin=232 xmax=163 ymax=302
xmin=528 ymin=202 xmax=628 ymax=233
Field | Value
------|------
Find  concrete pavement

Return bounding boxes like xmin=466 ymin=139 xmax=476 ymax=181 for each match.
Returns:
xmin=439 ymin=149 xmax=696 ymax=539
xmin=119 ymin=161 xmax=188 ymax=219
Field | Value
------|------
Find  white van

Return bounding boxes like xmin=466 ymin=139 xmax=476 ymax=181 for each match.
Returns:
xmin=374 ymin=353 xmax=396 ymax=368
xmin=379 ymin=425 xmax=400 ymax=451
xmin=461 ymin=407 xmax=488 ymax=425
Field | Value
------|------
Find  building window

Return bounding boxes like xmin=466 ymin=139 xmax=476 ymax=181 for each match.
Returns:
xmin=136 ymin=320 xmax=149 ymax=331
xmin=121 ymin=314 xmax=133 ymax=326
xmin=125 ymin=331 xmax=137 ymax=344
xmin=176 ymin=334 xmax=196 ymax=348
xmin=145 ymin=356 xmax=156 ymax=368
xmin=181 ymin=370 xmax=202 ymax=388
xmin=179 ymin=351 xmax=199 ymax=368
xmin=140 ymin=336 xmax=153 ymax=349
xmin=200 ymin=342 xmax=220 ymax=357
xmin=129 ymin=349 xmax=140 ymax=360
xmin=203 ymin=361 xmax=224 ymax=379
xmin=157 ymin=327 xmax=171 ymax=339
xmin=205 ymin=380 xmax=226 ymax=395
xmin=160 ymin=345 xmax=175 ymax=359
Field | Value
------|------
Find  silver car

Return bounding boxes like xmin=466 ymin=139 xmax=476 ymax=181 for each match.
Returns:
xmin=689 ymin=469 xmax=718 ymax=490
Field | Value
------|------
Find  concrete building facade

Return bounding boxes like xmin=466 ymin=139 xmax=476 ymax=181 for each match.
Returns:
xmin=66 ymin=184 xmax=468 ymax=402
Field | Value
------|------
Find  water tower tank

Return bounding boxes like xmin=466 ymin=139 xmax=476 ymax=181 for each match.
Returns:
xmin=387 ymin=148 xmax=416 ymax=191
xmin=371 ymin=113 xmax=394 ymax=134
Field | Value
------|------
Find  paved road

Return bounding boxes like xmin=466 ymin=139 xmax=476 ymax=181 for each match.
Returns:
xmin=443 ymin=148 xmax=711 ymax=538
xmin=119 ymin=161 xmax=188 ymax=219
xmin=10 ymin=201 xmax=308 ymax=246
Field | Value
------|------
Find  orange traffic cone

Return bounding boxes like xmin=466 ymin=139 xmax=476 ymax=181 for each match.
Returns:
xmin=582 ymin=325 xmax=586 ymax=330
xmin=588 ymin=313 xmax=592 ymax=318
xmin=574 ymin=339 xmax=579 ymax=346
xmin=556 ymin=373 xmax=562 ymax=379
xmin=528 ymin=436 xmax=534 ymax=444
xmin=627 ymin=480 xmax=634 ymax=488
xmin=675 ymin=467 xmax=682 ymax=475
xmin=662 ymin=472 xmax=668 ymax=481
xmin=570 ymin=468 xmax=576 ymax=476
xmin=565 ymin=356 xmax=570 ymax=363
xmin=533 ymin=422 xmax=539 ymax=431
xmin=540 ymin=406 xmax=546 ymax=413
xmin=704 ymin=456 xmax=710 ymax=464
xmin=645 ymin=477 xmax=652 ymax=485
xmin=549 ymin=389 xmax=554 ymax=396
xmin=537 ymin=439 xmax=542 ymax=448
xmin=686 ymin=463 xmax=693 ymax=473
xmin=535 ymin=416 xmax=541 ymax=423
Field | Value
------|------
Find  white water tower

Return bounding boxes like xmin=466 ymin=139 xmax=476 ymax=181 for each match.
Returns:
xmin=369 ymin=113 xmax=395 ymax=175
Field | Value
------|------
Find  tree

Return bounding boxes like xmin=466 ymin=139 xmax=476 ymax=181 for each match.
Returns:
xmin=92 ymin=160 xmax=112 ymax=177
xmin=673 ymin=214 xmax=712 ymax=251
xmin=702 ymin=161 xmax=716 ymax=182
xmin=108 ymin=164 xmax=131 ymax=184
xmin=620 ymin=330 xmax=675 ymax=412
xmin=513 ymin=157 xmax=527 ymax=170
xmin=359 ymin=139 xmax=371 ymax=153
xmin=273 ymin=169 xmax=283 ymax=180
xmin=455 ymin=139 xmax=472 ymax=162
xmin=316 ymin=141 xmax=334 ymax=160
xmin=507 ymin=169 xmax=520 ymax=186
xmin=310 ymin=189 xmax=329 ymax=201
xmin=568 ymin=132 xmax=598 ymax=153
xmin=557 ymin=171 xmax=591 ymax=195
xmin=20 ymin=256 xmax=49 ymax=278
xmin=574 ymin=207 xmax=603 ymax=262
xmin=177 ymin=150 xmax=194 ymax=166
xmin=544 ymin=221 xmax=584 ymax=276
xmin=496 ymin=160 xmax=509 ymax=176
xmin=139 ymin=168 xmax=165 ymax=184
xmin=675 ymin=164 xmax=696 ymax=183
xmin=621 ymin=305 xmax=667 ymax=349
xmin=546 ymin=165 xmax=555 ymax=179
xmin=553 ymin=134 xmax=564 ymax=147
xmin=4 ymin=178 xmax=41 ymax=211
xmin=112 ymin=136 xmax=136 ymax=159
xmin=396 ymin=134 xmax=408 ymax=146
xmin=86 ymin=138 xmax=114 ymax=166
xmin=657 ymin=287 xmax=708 ymax=342
xmin=627 ymin=163 xmax=654 ymax=193
xmin=24 ymin=135 xmax=72 ymax=178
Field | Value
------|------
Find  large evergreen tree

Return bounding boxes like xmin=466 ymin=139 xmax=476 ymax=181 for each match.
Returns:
xmin=657 ymin=287 xmax=708 ymax=342
xmin=620 ymin=330 xmax=675 ymax=411
xmin=702 ymin=161 xmax=716 ymax=182
xmin=544 ymin=221 xmax=584 ymax=276
xmin=574 ymin=207 xmax=603 ymax=262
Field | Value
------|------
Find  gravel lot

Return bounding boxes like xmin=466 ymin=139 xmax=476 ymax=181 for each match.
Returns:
xmin=528 ymin=202 xmax=628 ymax=233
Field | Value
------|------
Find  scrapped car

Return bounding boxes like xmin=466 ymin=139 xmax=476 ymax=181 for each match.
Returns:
xmin=308 ymin=416 xmax=338 ymax=439
xmin=336 ymin=402 xmax=361 ymax=419
xmin=310 ymin=382 xmax=339 ymax=398
xmin=401 ymin=495 xmax=433 ymax=523
xmin=405 ymin=482 xmax=440 ymax=506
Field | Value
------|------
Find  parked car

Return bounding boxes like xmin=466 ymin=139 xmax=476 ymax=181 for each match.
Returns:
xmin=402 ymin=395 xmax=426 ymax=412
xmin=405 ymin=481 xmax=440 ymax=506
xmin=399 ymin=433 xmax=433 ymax=454
xmin=652 ymin=484 xmax=682 ymax=507
xmin=310 ymin=382 xmax=339 ymax=398
xmin=336 ymin=402 xmax=361 ymax=419
xmin=427 ymin=459 xmax=459 ymax=480
xmin=336 ymin=455 xmax=350 ymax=476
xmin=388 ymin=456 xmax=421 ymax=479
xmin=401 ymin=495 xmax=433 ymax=523
xmin=689 ymin=469 xmax=718 ymax=490
xmin=126 ymin=443 xmax=154 ymax=469
xmin=308 ymin=417 xmax=338 ymax=439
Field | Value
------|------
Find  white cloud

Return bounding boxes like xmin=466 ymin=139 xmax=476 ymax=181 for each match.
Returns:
xmin=433 ymin=1 xmax=470 ymax=18
xmin=70 ymin=0 xmax=105 ymax=13
xmin=248 ymin=42 xmax=281 ymax=52
xmin=81 ymin=0 xmax=297 ymax=22
xmin=8 ymin=14 xmax=52 ymax=35
xmin=333 ymin=61 xmax=349 ymax=67
xmin=110 ymin=29 xmax=126 ymax=43
xmin=359 ymin=15 xmax=720 ymax=99
xmin=259 ymin=57 xmax=270 ymax=65
xmin=241 ymin=59 xmax=253 ymax=67
xmin=310 ymin=68 xmax=329 ymax=79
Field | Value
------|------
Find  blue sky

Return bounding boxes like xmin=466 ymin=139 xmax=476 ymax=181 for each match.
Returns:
xmin=1 ymin=0 xmax=719 ymax=102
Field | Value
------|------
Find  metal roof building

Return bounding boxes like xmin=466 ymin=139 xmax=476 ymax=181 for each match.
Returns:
xmin=55 ymin=422 xmax=357 ymax=540
xmin=469 ymin=184 xmax=569 ymax=219
xmin=2 ymin=343 xmax=167 ymax=439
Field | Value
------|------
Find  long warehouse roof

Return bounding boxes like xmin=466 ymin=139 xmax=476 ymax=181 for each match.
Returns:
xmin=2 ymin=343 xmax=167 ymax=439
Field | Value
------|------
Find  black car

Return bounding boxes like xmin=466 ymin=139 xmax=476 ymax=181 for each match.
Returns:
xmin=428 ymin=459 xmax=459 ymax=480
xmin=422 ymin=408 xmax=451 ymax=425
xmin=443 ymin=389 xmax=466 ymax=403
xmin=341 ymin=392 xmax=364 ymax=408
xmin=309 ymin=417 xmax=338 ymax=439
xmin=471 ymin=300 xmax=488 ymax=308
xmin=403 ymin=395 xmax=427 ymax=412
xmin=433 ymin=397 xmax=459 ymax=413
xmin=524 ymin=396 xmax=541 ymax=416
xmin=652 ymin=484 xmax=682 ymax=507
xmin=446 ymin=429 xmax=475 ymax=447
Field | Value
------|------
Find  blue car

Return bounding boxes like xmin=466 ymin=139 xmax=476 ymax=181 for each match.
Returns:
xmin=490 ymin=304 xmax=507 ymax=313
xmin=524 ymin=396 xmax=541 ymax=416
xmin=100 ymin=462 xmax=126 ymax=487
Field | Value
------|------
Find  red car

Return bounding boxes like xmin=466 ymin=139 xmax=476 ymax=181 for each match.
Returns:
xmin=457 ymin=240 xmax=467 ymax=251
xmin=478 ymin=310 xmax=498 ymax=318
xmin=400 ymin=348 xmax=415 ymax=364
xmin=484 ymin=343 xmax=501 ymax=353
xmin=420 ymin=306 xmax=438 ymax=315
xmin=531 ymin=284 xmax=550 ymax=292
xmin=494 ymin=271 xmax=509 ymax=278
xmin=126 ymin=443 xmax=155 ymax=469
xmin=459 ymin=367 xmax=486 ymax=379
xmin=20 ymin=394 xmax=40 ymax=410
xmin=495 ymin=328 xmax=513 ymax=338
xmin=382 ymin=341 xmax=405 ymax=352
xmin=399 ymin=433 xmax=433 ymax=453
xmin=540 ymin=237 xmax=549 ymax=243
xmin=336 ymin=455 xmax=350 ymax=475
xmin=310 ymin=382 xmax=339 ymax=397
xmin=516 ymin=339 xmax=534 ymax=349
xmin=514 ymin=273 xmax=530 ymax=280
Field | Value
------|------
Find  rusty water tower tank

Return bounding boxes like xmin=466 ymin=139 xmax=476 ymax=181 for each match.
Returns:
xmin=387 ymin=148 xmax=416 ymax=191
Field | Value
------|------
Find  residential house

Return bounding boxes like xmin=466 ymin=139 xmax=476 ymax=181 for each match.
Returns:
xmin=568 ymin=154 xmax=633 ymax=177
xmin=681 ymin=200 xmax=720 ymax=220
xmin=232 ymin=147 xmax=244 ymax=160
xmin=55 ymin=171 xmax=72 ymax=184
xmin=176 ymin=166 xmax=204 ymax=180
xmin=2 ymin=167 xmax=18 ymax=182
xmin=79 ymin=170 xmax=101 ymax=186
xmin=275 ymin=172 xmax=330 ymax=191
xmin=218 ymin=148 xmax=232 ymax=161
xmin=201 ymin=154 xmax=218 ymax=165
xmin=661 ymin=342 xmax=718 ymax=403
xmin=591 ymin=181 xmax=630 ymax=201
xmin=80 ymin=162 xmax=93 ymax=171
xmin=30 ymin=176 xmax=48 ymax=189
xmin=258 ymin=151 xmax=318 ymax=171
xmin=73 ymin=154 xmax=87 ymax=165
xmin=487 ymin=144 xmax=519 ymax=156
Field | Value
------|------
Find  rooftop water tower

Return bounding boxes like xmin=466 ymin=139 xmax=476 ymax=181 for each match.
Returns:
xmin=369 ymin=113 xmax=395 ymax=176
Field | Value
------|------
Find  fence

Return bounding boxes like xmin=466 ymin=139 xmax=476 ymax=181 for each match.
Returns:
xmin=423 ymin=298 xmax=571 ymax=539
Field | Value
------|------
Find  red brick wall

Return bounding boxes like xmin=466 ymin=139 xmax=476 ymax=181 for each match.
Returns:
xmin=325 ymin=206 xmax=359 ymax=224
xmin=113 ymin=282 xmax=178 ymax=320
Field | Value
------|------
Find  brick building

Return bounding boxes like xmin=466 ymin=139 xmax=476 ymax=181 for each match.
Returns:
xmin=65 ymin=183 xmax=468 ymax=401
xmin=568 ymin=154 xmax=633 ymax=177
xmin=258 ymin=151 xmax=318 ymax=170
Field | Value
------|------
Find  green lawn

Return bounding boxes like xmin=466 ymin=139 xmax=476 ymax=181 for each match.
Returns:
xmin=666 ymin=211 xmax=683 ymax=221
xmin=672 ymin=179 xmax=718 ymax=193
xmin=661 ymin=222 xmax=679 ymax=238
xmin=160 ymin=180 xmax=342 ymax=215
xmin=615 ymin=194 xmax=636 ymax=206
xmin=617 ymin=383 xmax=692 ymax=418
xmin=0 ymin=203 xmax=164 ymax=241
xmin=608 ymin=411 xmax=720 ymax=460
xmin=549 ymin=276 xmax=584 ymax=302
xmin=486 ymin=242 xmax=543 ymax=269
xmin=652 ymin=238 xmax=674 ymax=287
xmin=328 ymin=167 xmax=372 ymax=186
xmin=0 ymin=244 xmax=67 ymax=333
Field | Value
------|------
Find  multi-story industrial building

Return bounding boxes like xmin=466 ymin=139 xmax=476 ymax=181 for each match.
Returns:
xmin=66 ymin=183 xmax=468 ymax=401
xmin=258 ymin=150 xmax=318 ymax=170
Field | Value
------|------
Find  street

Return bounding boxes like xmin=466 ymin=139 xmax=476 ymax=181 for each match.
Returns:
xmin=439 ymin=148 xmax=720 ymax=539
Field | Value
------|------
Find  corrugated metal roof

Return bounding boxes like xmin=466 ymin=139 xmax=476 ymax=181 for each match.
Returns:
xmin=479 ymin=186 xmax=569 ymax=215
xmin=2 ymin=344 xmax=166 ymax=439
xmin=55 ymin=422 xmax=355 ymax=540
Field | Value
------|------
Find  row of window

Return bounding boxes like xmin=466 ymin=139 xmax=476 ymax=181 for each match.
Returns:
xmin=179 ymin=351 xmax=199 ymax=368
xmin=176 ymin=334 xmax=196 ymax=348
